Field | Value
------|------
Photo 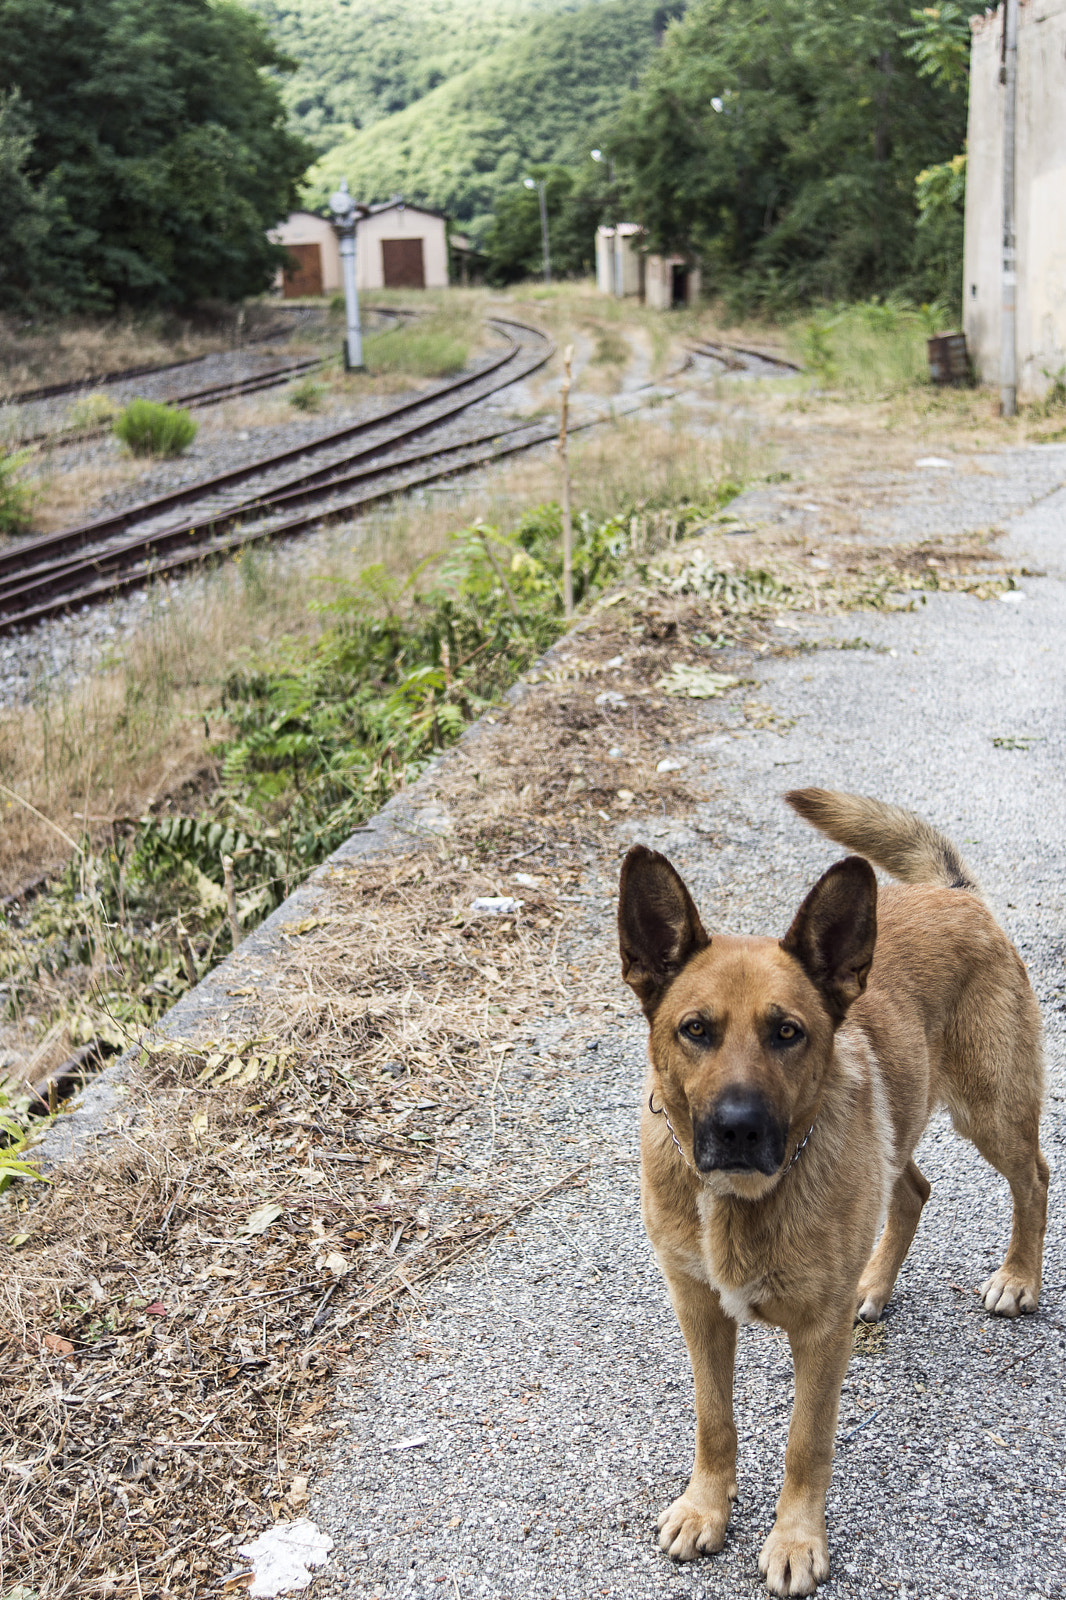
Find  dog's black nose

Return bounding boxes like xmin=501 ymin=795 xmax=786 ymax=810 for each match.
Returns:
xmin=694 ymin=1090 xmax=786 ymax=1175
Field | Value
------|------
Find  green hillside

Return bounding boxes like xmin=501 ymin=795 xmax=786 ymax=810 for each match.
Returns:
xmin=299 ymin=0 xmax=675 ymax=236
xmin=245 ymin=0 xmax=567 ymax=153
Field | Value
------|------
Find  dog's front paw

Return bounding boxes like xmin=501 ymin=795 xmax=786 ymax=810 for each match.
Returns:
xmin=758 ymin=1522 xmax=830 ymax=1596
xmin=979 ymin=1268 xmax=1038 ymax=1317
xmin=657 ymin=1488 xmax=732 ymax=1561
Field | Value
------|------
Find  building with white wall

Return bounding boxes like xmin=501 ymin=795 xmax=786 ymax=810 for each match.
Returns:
xmin=271 ymin=199 xmax=450 ymax=296
xmin=271 ymin=211 xmax=342 ymax=297
xmin=964 ymin=0 xmax=1066 ymax=399
xmin=596 ymin=224 xmax=644 ymax=296
xmin=357 ymin=201 xmax=449 ymax=290
xmin=595 ymin=223 xmax=701 ymax=309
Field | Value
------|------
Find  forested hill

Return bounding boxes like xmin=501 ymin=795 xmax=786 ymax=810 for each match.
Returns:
xmin=245 ymin=0 xmax=572 ymax=153
xmin=247 ymin=0 xmax=676 ymax=237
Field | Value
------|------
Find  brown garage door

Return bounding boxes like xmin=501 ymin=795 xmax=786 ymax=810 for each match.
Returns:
xmin=381 ymin=238 xmax=425 ymax=289
xmin=283 ymin=243 xmax=323 ymax=298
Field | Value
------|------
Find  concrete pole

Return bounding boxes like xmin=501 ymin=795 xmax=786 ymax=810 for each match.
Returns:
xmin=338 ymin=228 xmax=363 ymax=370
xmin=329 ymin=177 xmax=364 ymax=371
xmin=1000 ymin=0 xmax=1018 ymax=417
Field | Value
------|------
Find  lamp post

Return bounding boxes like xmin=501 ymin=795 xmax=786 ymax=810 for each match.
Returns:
xmin=524 ymin=176 xmax=551 ymax=286
xmin=329 ymin=177 xmax=365 ymax=371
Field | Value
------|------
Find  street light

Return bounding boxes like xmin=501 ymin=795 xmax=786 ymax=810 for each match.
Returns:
xmin=524 ymin=176 xmax=551 ymax=286
xmin=329 ymin=177 xmax=365 ymax=371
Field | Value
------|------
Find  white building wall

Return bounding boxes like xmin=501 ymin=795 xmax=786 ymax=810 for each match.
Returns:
xmin=357 ymin=206 xmax=449 ymax=290
xmin=595 ymin=225 xmax=644 ymax=296
xmin=269 ymin=212 xmax=342 ymax=292
xmin=964 ymin=0 xmax=1066 ymax=399
xmin=644 ymin=255 xmax=701 ymax=310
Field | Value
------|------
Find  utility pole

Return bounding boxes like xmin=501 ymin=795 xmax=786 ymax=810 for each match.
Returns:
xmin=1000 ymin=0 xmax=1018 ymax=417
xmin=525 ymin=176 xmax=551 ymax=285
xmin=329 ymin=177 xmax=365 ymax=371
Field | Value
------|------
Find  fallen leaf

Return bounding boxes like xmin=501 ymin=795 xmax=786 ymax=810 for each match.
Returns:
xmin=316 ymin=1250 xmax=348 ymax=1278
xmin=288 ymin=1475 xmax=310 ymax=1510
xmin=657 ymin=664 xmax=740 ymax=699
xmin=42 ymin=1334 xmax=74 ymax=1357
xmin=283 ymin=917 xmax=323 ymax=936
xmin=241 ymin=1202 xmax=284 ymax=1237
xmin=144 ymin=1301 xmax=168 ymax=1317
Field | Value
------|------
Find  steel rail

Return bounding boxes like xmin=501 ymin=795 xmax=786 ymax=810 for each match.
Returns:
xmin=0 ymin=307 xmax=320 ymax=407
xmin=10 ymin=352 xmax=332 ymax=451
xmin=685 ymin=338 xmax=802 ymax=374
xmin=0 ymin=319 xmax=556 ymax=631
xmin=0 ymin=413 xmax=554 ymax=616
xmin=0 ymin=402 xmax=659 ymax=635
xmin=0 ymin=319 xmax=545 ymax=581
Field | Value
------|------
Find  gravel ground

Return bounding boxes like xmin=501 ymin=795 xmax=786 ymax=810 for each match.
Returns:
xmin=307 ymin=449 xmax=1066 ymax=1599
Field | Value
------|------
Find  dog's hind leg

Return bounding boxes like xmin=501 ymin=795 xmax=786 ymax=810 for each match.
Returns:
xmin=855 ymin=1159 xmax=931 ymax=1322
xmin=970 ymin=1124 xmax=1049 ymax=1317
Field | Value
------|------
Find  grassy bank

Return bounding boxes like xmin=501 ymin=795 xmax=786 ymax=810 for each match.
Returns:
xmin=0 ymin=408 xmax=751 ymax=1109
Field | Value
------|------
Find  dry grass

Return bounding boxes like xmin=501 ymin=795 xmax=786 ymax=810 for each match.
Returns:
xmin=0 ymin=305 xmax=296 ymax=401
xmin=0 ymin=513 xmax=1028 ymax=1595
xmin=0 ymin=840 xmax=594 ymax=1598
xmin=0 ymin=408 xmax=753 ymax=893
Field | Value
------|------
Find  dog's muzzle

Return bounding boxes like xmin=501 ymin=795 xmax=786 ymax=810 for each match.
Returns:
xmin=693 ymin=1089 xmax=788 ymax=1176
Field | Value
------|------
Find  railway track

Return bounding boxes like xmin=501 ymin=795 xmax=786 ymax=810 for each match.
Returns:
xmin=0 ymin=317 xmax=558 ymax=634
xmin=0 ymin=306 xmax=321 ymax=408
xmin=3 ymin=306 xmax=411 ymax=449
xmin=685 ymin=338 xmax=802 ymax=376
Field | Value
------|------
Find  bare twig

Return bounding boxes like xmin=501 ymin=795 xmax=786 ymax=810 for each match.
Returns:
xmin=558 ymin=343 xmax=574 ymax=619
xmin=221 ymin=853 xmax=241 ymax=949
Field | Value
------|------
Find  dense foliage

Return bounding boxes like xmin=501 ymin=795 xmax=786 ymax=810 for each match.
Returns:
xmin=0 ymin=0 xmax=312 ymax=311
xmin=245 ymin=0 xmax=566 ymax=153
xmin=482 ymin=164 xmax=613 ymax=283
xmin=609 ymin=0 xmax=970 ymax=309
xmin=304 ymin=0 xmax=675 ymax=238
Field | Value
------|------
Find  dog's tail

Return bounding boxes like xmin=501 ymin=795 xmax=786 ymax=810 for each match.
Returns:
xmin=785 ymin=787 xmax=980 ymax=893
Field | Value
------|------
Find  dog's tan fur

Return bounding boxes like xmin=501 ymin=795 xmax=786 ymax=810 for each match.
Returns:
xmin=618 ymin=788 xmax=1048 ymax=1597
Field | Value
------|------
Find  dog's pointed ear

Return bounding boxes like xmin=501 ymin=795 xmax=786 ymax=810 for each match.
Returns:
xmin=618 ymin=845 xmax=709 ymax=1016
xmin=781 ymin=856 xmax=877 ymax=1024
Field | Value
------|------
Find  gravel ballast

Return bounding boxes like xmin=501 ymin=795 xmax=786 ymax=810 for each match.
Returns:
xmin=306 ymin=453 xmax=1066 ymax=1599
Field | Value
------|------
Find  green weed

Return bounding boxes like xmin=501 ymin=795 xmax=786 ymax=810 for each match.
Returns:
xmin=790 ymin=297 xmax=932 ymax=397
xmin=0 ymin=446 xmax=36 ymax=535
xmin=67 ymin=390 xmax=121 ymax=430
xmin=113 ymin=398 xmax=198 ymax=457
xmin=288 ymin=375 xmax=325 ymax=412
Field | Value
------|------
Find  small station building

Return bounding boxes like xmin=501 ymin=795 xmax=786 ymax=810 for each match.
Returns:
xmin=964 ymin=0 xmax=1066 ymax=399
xmin=595 ymin=223 xmax=701 ymax=308
xmin=271 ymin=199 xmax=450 ymax=296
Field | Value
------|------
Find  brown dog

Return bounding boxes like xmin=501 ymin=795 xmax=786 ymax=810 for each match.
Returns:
xmin=618 ymin=788 xmax=1048 ymax=1596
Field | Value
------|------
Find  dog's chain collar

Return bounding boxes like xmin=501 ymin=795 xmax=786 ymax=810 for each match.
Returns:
xmin=648 ymin=1093 xmax=814 ymax=1188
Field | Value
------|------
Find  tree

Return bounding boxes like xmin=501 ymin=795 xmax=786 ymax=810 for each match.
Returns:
xmin=483 ymin=163 xmax=608 ymax=284
xmin=610 ymin=0 xmax=969 ymax=307
xmin=0 ymin=0 xmax=313 ymax=310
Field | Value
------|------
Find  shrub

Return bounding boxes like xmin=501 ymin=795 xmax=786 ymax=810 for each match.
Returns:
xmin=113 ymin=398 xmax=198 ymax=457
xmin=0 ymin=447 xmax=36 ymax=535
xmin=363 ymin=328 xmax=468 ymax=378
xmin=288 ymin=376 xmax=325 ymax=412
xmin=67 ymin=390 xmax=121 ymax=430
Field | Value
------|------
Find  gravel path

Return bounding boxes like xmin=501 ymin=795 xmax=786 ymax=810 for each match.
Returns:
xmin=308 ymin=448 xmax=1066 ymax=1599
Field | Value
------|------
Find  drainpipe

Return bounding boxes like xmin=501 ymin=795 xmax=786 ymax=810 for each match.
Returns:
xmin=1000 ymin=0 xmax=1018 ymax=417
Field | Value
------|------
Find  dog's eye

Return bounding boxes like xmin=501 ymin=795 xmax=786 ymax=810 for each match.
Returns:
xmin=775 ymin=1021 xmax=804 ymax=1045
xmin=680 ymin=1018 xmax=706 ymax=1041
